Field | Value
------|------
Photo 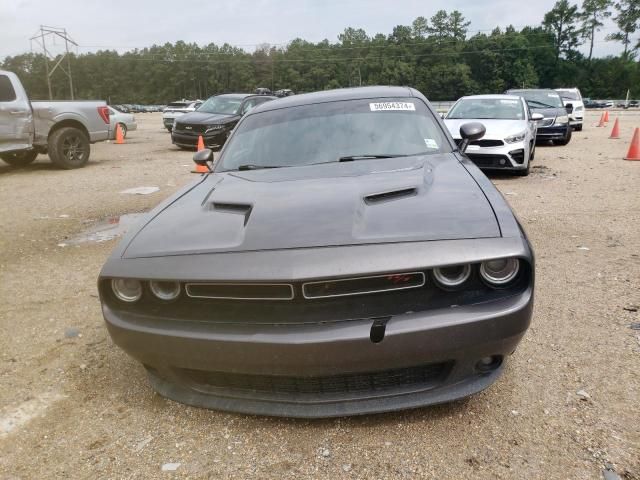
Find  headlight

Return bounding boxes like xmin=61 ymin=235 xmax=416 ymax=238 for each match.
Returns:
xmin=574 ymin=106 xmax=583 ymax=112
xmin=111 ymin=278 xmax=142 ymax=302
xmin=433 ymin=264 xmax=471 ymax=288
xmin=555 ymin=115 xmax=569 ymax=125
xmin=150 ymin=280 xmax=181 ymax=301
xmin=480 ymin=258 xmax=520 ymax=287
xmin=205 ymin=124 xmax=224 ymax=134
xmin=505 ymin=131 xmax=526 ymax=144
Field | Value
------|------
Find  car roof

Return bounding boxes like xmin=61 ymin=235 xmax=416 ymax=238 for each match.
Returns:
xmin=457 ymin=94 xmax=523 ymax=101
xmin=256 ymin=86 xmax=416 ymax=112
xmin=508 ymin=88 xmax=558 ymax=93
xmin=212 ymin=93 xmax=252 ymax=100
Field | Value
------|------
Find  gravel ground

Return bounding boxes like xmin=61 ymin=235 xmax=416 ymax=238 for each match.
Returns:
xmin=1 ymin=112 xmax=639 ymax=479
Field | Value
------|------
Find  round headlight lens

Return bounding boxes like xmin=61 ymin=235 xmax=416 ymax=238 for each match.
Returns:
xmin=149 ymin=280 xmax=181 ymax=301
xmin=111 ymin=278 xmax=142 ymax=302
xmin=433 ymin=264 xmax=471 ymax=288
xmin=480 ymin=258 xmax=520 ymax=286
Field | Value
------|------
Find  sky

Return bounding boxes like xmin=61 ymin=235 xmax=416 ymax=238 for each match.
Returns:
xmin=0 ymin=0 xmax=629 ymax=59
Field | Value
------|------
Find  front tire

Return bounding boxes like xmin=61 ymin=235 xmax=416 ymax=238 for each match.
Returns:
xmin=118 ymin=123 xmax=128 ymax=138
xmin=554 ymin=128 xmax=572 ymax=146
xmin=574 ymin=123 xmax=583 ymax=132
xmin=0 ymin=150 xmax=38 ymax=167
xmin=47 ymin=127 xmax=90 ymax=169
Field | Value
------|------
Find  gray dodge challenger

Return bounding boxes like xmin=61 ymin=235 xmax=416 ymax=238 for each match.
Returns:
xmin=99 ymin=86 xmax=534 ymax=418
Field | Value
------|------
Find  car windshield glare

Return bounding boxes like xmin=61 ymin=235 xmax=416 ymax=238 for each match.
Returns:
xmin=218 ymin=98 xmax=449 ymax=171
xmin=510 ymin=90 xmax=564 ymax=108
xmin=198 ymin=96 xmax=243 ymax=115
xmin=447 ymin=98 xmax=524 ymax=120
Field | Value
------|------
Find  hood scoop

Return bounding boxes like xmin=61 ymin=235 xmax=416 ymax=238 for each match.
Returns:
xmin=210 ymin=202 xmax=253 ymax=226
xmin=364 ymin=187 xmax=418 ymax=205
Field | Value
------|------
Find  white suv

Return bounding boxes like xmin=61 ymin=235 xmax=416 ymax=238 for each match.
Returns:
xmin=162 ymin=100 xmax=202 ymax=132
xmin=555 ymin=88 xmax=584 ymax=131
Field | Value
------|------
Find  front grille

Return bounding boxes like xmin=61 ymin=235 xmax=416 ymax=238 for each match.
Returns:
xmin=303 ymin=272 xmax=425 ymax=299
xmin=181 ymin=362 xmax=452 ymax=397
xmin=186 ymin=283 xmax=294 ymax=300
xmin=466 ymin=153 xmax=510 ymax=168
xmin=102 ymin=264 xmax=531 ymax=326
xmin=455 ymin=139 xmax=504 ymax=148
xmin=174 ymin=123 xmax=207 ymax=134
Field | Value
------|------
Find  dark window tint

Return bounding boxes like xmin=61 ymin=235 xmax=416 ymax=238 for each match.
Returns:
xmin=0 ymin=75 xmax=17 ymax=102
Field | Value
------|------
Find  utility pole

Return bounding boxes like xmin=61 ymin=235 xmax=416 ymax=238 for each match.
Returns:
xmin=30 ymin=26 xmax=78 ymax=100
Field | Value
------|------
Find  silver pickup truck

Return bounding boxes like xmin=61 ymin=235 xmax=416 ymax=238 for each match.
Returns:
xmin=0 ymin=70 xmax=110 ymax=169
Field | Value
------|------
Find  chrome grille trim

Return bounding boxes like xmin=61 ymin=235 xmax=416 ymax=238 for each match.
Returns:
xmin=302 ymin=272 xmax=426 ymax=299
xmin=185 ymin=283 xmax=295 ymax=301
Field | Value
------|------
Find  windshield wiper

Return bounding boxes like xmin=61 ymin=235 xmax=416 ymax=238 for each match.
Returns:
xmin=236 ymin=164 xmax=285 ymax=171
xmin=527 ymin=100 xmax=556 ymax=109
xmin=338 ymin=154 xmax=409 ymax=162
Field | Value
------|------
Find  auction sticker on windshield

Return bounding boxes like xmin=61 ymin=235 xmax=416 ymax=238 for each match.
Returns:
xmin=370 ymin=102 xmax=416 ymax=111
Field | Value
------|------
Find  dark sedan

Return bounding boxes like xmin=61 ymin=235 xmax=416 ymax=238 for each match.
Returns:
xmin=99 ymin=86 xmax=534 ymax=418
xmin=171 ymin=94 xmax=276 ymax=150
xmin=506 ymin=89 xmax=572 ymax=145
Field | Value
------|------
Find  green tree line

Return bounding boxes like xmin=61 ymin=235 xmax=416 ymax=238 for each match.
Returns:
xmin=2 ymin=0 xmax=639 ymax=103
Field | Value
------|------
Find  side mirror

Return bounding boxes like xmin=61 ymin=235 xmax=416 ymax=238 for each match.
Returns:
xmin=193 ymin=148 xmax=214 ymax=171
xmin=458 ymin=122 xmax=486 ymax=153
xmin=565 ymin=103 xmax=574 ymax=114
xmin=531 ymin=112 xmax=544 ymax=121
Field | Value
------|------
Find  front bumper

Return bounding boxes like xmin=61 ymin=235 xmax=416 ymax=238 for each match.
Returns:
xmin=172 ymin=129 xmax=229 ymax=150
xmin=536 ymin=125 xmax=569 ymax=140
xmin=103 ymin=286 xmax=533 ymax=417
xmin=462 ymin=140 xmax=528 ymax=171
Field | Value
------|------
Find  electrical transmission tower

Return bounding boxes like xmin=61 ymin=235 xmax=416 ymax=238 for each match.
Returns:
xmin=29 ymin=26 xmax=78 ymax=100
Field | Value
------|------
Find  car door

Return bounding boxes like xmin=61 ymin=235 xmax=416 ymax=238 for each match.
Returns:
xmin=0 ymin=73 xmax=33 ymax=153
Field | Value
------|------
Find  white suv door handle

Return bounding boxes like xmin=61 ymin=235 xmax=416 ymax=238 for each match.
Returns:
xmin=10 ymin=110 xmax=26 ymax=115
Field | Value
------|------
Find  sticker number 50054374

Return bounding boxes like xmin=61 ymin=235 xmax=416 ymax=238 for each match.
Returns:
xmin=369 ymin=102 xmax=416 ymax=111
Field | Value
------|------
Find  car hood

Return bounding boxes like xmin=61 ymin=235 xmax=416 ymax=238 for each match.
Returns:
xmin=176 ymin=111 xmax=237 ymax=124
xmin=444 ymin=119 xmax=528 ymax=140
xmin=123 ymin=155 xmax=501 ymax=258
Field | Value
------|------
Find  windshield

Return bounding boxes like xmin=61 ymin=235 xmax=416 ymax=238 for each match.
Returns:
xmin=197 ymin=96 xmax=243 ymax=115
xmin=447 ymin=98 xmax=524 ymax=120
xmin=218 ymin=98 xmax=449 ymax=171
xmin=509 ymin=90 xmax=564 ymax=109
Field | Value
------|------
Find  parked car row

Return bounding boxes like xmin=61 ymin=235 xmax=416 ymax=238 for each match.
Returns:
xmin=113 ymin=104 xmax=166 ymax=113
xmin=443 ymin=88 xmax=578 ymax=176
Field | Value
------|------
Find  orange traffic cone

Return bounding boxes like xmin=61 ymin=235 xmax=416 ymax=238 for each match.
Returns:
xmin=609 ymin=118 xmax=621 ymax=139
xmin=597 ymin=112 xmax=605 ymax=127
xmin=624 ymin=128 xmax=640 ymax=161
xmin=197 ymin=135 xmax=205 ymax=151
xmin=603 ymin=110 xmax=610 ymax=123
xmin=191 ymin=163 xmax=209 ymax=174
xmin=115 ymin=123 xmax=125 ymax=144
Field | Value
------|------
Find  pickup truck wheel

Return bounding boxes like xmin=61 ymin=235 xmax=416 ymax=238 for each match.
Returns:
xmin=0 ymin=150 xmax=38 ymax=167
xmin=48 ymin=127 xmax=90 ymax=169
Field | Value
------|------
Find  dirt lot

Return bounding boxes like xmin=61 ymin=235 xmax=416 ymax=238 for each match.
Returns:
xmin=1 ymin=111 xmax=639 ymax=479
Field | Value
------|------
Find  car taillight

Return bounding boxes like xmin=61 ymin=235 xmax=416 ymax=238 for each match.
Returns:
xmin=97 ymin=106 xmax=110 ymax=124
